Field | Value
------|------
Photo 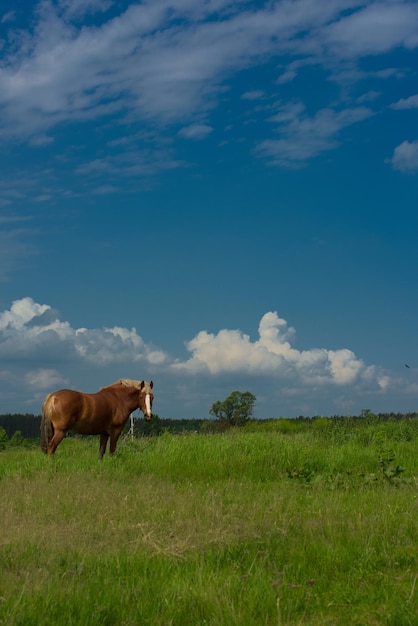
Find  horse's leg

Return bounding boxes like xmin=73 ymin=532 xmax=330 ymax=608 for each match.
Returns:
xmin=109 ymin=428 xmax=123 ymax=456
xmin=99 ymin=434 xmax=109 ymax=460
xmin=47 ymin=429 xmax=66 ymax=455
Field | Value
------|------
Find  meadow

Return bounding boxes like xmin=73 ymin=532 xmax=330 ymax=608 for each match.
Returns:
xmin=0 ymin=418 xmax=417 ymax=625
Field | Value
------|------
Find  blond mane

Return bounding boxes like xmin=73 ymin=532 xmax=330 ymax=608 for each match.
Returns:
xmin=101 ymin=379 xmax=153 ymax=393
xmin=119 ymin=378 xmax=143 ymax=389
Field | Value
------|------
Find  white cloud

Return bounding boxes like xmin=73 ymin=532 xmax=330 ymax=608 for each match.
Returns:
xmin=179 ymin=124 xmax=214 ymax=140
xmin=25 ymin=368 xmax=69 ymax=389
xmin=0 ymin=297 xmax=50 ymax=330
xmin=57 ymin=0 xmax=112 ymax=20
xmin=391 ymin=94 xmax=418 ymax=109
xmin=390 ymin=140 xmax=418 ymax=173
xmin=1 ymin=11 xmax=15 ymax=24
xmin=0 ymin=297 xmax=170 ymax=365
xmin=377 ymin=375 xmax=391 ymax=390
xmin=328 ymin=349 xmax=364 ymax=385
xmin=28 ymin=134 xmax=54 ymax=146
xmin=172 ymin=310 xmax=384 ymax=389
xmin=276 ymin=69 xmax=297 ymax=84
xmin=1 ymin=0 xmax=417 ymax=144
xmin=74 ymin=327 xmax=144 ymax=364
xmin=0 ymin=300 xmax=384 ymax=390
xmin=257 ymin=104 xmax=373 ymax=167
xmin=0 ymin=298 xmax=413 ymax=416
xmin=75 ymin=149 xmax=182 ymax=180
xmin=0 ymin=0 xmax=416 ymax=200
xmin=321 ymin=2 xmax=418 ymax=57
xmin=241 ymin=90 xmax=264 ymax=100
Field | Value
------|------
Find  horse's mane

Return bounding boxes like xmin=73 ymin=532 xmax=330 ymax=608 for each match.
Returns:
xmin=102 ymin=379 xmax=153 ymax=393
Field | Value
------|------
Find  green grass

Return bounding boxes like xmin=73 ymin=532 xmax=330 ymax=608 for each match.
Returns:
xmin=0 ymin=424 xmax=417 ymax=625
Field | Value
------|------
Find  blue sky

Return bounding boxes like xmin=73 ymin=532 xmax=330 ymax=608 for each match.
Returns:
xmin=1 ymin=0 xmax=418 ymax=419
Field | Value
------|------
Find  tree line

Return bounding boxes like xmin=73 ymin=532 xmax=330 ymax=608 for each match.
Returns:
xmin=1 ymin=388 xmax=417 ymax=444
xmin=0 ymin=404 xmax=417 ymax=446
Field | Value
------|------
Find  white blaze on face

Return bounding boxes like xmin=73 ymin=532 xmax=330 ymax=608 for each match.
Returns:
xmin=145 ymin=393 xmax=152 ymax=417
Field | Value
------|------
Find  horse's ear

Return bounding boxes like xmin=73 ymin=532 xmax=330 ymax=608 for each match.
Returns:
xmin=140 ymin=380 xmax=145 ymax=389
xmin=150 ymin=381 xmax=153 ymax=389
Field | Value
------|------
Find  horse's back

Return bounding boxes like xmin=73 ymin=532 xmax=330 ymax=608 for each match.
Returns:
xmin=44 ymin=388 xmax=83 ymax=411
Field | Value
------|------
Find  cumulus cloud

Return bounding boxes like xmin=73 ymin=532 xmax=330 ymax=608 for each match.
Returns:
xmin=0 ymin=300 xmax=387 ymax=391
xmin=25 ymin=368 xmax=69 ymax=389
xmin=172 ymin=310 xmax=384 ymax=389
xmin=0 ymin=298 xmax=411 ymax=416
xmin=390 ymin=140 xmax=418 ymax=173
xmin=0 ymin=297 xmax=49 ymax=330
xmin=0 ymin=297 xmax=169 ymax=365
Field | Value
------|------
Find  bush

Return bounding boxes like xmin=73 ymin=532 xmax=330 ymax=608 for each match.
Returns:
xmin=0 ymin=426 xmax=8 ymax=450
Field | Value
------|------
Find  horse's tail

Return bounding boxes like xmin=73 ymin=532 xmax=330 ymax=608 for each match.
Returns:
xmin=40 ymin=395 xmax=54 ymax=454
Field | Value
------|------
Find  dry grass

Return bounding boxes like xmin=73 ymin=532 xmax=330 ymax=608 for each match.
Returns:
xmin=1 ymin=472 xmax=294 ymax=558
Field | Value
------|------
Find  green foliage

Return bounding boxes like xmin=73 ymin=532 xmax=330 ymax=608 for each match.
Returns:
xmin=134 ymin=415 xmax=203 ymax=437
xmin=209 ymin=390 xmax=256 ymax=428
xmin=0 ymin=428 xmax=31 ymax=452
xmin=8 ymin=430 xmax=25 ymax=447
xmin=0 ymin=426 xmax=7 ymax=450
xmin=373 ymin=428 xmax=406 ymax=484
xmin=133 ymin=413 xmax=164 ymax=437
xmin=243 ymin=418 xmax=309 ymax=434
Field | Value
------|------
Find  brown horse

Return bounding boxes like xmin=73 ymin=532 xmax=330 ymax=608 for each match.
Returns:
xmin=41 ymin=379 xmax=154 ymax=458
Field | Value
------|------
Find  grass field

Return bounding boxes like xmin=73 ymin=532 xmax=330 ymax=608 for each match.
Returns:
xmin=0 ymin=420 xmax=417 ymax=625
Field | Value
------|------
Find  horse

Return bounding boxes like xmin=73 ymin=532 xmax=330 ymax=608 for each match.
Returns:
xmin=40 ymin=379 xmax=154 ymax=459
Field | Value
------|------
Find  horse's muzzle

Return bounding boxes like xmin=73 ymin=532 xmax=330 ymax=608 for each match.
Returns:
xmin=145 ymin=414 xmax=152 ymax=421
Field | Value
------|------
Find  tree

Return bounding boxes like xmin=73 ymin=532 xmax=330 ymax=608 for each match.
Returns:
xmin=0 ymin=426 xmax=7 ymax=450
xmin=209 ymin=391 xmax=256 ymax=428
xmin=9 ymin=430 xmax=25 ymax=447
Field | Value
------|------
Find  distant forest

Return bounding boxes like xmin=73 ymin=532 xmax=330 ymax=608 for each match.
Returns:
xmin=1 ymin=411 xmax=417 ymax=442
xmin=1 ymin=414 xmax=42 ymax=440
xmin=0 ymin=413 xmax=204 ymax=441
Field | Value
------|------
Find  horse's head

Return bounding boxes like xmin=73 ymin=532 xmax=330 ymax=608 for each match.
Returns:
xmin=139 ymin=380 xmax=154 ymax=421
